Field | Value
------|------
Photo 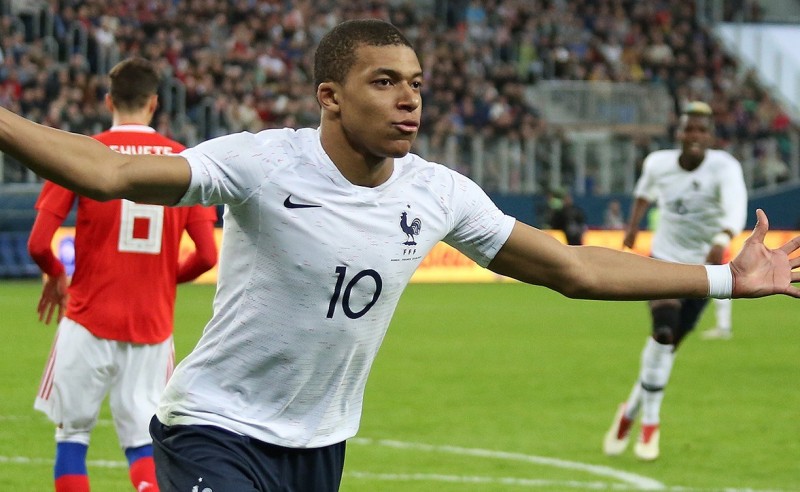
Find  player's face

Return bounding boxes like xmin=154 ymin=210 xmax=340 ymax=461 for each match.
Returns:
xmin=337 ymin=44 xmax=423 ymax=160
xmin=677 ymin=115 xmax=713 ymax=162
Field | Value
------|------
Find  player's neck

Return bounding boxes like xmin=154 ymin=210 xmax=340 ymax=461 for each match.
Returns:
xmin=678 ymin=153 xmax=704 ymax=171
xmin=320 ymin=125 xmax=394 ymax=188
xmin=111 ymin=110 xmax=153 ymax=128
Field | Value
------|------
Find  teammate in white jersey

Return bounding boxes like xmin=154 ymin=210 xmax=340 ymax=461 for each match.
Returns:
xmin=0 ymin=21 xmax=798 ymax=492
xmin=603 ymin=101 xmax=747 ymax=461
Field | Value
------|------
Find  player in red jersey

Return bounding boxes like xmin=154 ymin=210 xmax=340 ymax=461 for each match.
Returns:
xmin=26 ymin=58 xmax=218 ymax=492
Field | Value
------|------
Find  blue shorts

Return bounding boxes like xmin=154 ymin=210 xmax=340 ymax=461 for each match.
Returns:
xmin=678 ymin=297 xmax=709 ymax=333
xmin=150 ymin=416 xmax=346 ymax=492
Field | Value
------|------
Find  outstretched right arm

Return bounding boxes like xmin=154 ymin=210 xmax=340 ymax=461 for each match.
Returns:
xmin=0 ymin=108 xmax=191 ymax=205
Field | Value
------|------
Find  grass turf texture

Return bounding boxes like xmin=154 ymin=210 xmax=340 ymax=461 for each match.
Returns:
xmin=0 ymin=280 xmax=797 ymax=491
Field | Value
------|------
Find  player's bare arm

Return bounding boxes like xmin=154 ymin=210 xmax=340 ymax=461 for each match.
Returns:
xmin=490 ymin=210 xmax=800 ymax=300
xmin=0 ymin=107 xmax=191 ymax=205
xmin=489 ymin=221 xmax=708 ymax=300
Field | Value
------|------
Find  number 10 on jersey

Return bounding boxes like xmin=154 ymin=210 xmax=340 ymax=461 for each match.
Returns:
xmin=326 ymin=266 xmax=383 ymax=319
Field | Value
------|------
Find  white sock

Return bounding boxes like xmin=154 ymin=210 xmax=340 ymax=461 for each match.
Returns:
xmin=623 ymin=379 xmax=642 ymax=421
xmin=638 ymin=337 xmax=674 ymax=425
xmin=713 ymin=298 xmax=732 ymax=332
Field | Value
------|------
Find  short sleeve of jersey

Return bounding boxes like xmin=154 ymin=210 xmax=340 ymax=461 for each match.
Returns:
xmin=633 ymin=154 xmax=659 ymax=202
xmin=442 ymin=171 xmax=515 ymax=267
xmin=35 ymin=181 xmax=76 ymax=219
xmin=178 ymin=129 xmax=294 ymax=207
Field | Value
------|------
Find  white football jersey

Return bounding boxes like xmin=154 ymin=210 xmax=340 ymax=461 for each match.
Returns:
xmin=634 ymin=149 xmax=747 ymax=264
xmin=157 ymin=127 xmax=515 ymax=447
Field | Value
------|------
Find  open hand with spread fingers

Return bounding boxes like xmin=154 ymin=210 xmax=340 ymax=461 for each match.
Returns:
xmin=730 ymin=209 xmax=800 ymax=298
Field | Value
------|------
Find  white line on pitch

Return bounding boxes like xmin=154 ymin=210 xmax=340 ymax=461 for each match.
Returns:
xmin=351 ymin=438 xmax=664 ymax=490
xmin=0 ymin=438 xmax=791 ymax=492
xmin=348 ymin=438 xmax=790 ymax=492
xmin=347 ymin=471 xmax=634 ymax=489
xmin=347 ymin=471 xmax=790 ymax=491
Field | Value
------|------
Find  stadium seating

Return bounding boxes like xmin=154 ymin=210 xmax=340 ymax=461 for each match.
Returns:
xmin=0 ymin=231 xmax=38 ymax=278
xmin=1 ymin=0 xmax=799 ymax=228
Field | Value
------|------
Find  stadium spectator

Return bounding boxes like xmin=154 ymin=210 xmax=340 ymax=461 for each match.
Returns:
xmin=1 ymin=20 xmax=798 ymax=491
xmin=549 ymin=191 xmax=588 ymax=245
xmin=603 ymin=101 xmax=748 ymax=461
xmin=26 ymin=57 xmax=217 ymax=492
xmin=603 ymin=198 xmax=625 ymax=230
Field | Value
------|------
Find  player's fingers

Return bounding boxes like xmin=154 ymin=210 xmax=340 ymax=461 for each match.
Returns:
xmin=749 ymin=209 xmax=769 ymax=243
xmin=778 ymin=235 xmax=800 ymax=257
xmin=37 ymin=298 xmax=48 ymax=321
xmin=790 ymin=255 xmax=800 ymax=270
xmin=784 ymin=284 xmax=800 ymax=298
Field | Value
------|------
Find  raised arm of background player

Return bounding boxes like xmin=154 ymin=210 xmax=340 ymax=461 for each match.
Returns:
xmin=2 ymin=106 xmax=799 ymax=302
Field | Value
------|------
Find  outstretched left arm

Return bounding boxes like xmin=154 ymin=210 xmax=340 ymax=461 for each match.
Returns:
xmin=488 ymin=209 xmax=800 ymax=300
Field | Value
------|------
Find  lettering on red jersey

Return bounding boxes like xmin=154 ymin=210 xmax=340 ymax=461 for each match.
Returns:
xmin=108 ymin=145 xmax=176 ymax=155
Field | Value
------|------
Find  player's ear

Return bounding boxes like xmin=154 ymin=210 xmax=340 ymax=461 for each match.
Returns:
xmin=104 ymin=93 xmax=114 ymax=113
xmin=147 ymin=94 xmax=159 ymax=114
xmin=317 ymin=82 xmax=340 ymax=113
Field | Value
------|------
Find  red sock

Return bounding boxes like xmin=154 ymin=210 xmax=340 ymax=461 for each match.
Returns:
xmin=55 ymin=474 xmax=90 ymax=492
xmin=129 ymin=456 xmax=159 ymax=491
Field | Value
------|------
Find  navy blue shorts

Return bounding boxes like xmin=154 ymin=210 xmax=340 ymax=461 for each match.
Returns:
xmin=678 ymin=297 xmax=709 ymax=333
xmin=150 ymin=416 xmax=346 ymax=492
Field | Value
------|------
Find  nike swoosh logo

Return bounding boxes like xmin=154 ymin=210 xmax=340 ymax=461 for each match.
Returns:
xmin=284 ymin=195 xmax=322 ymax=209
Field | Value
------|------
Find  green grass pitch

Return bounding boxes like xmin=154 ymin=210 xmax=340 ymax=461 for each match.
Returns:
xmin=0 ymin=279 xmax=797 ymax=491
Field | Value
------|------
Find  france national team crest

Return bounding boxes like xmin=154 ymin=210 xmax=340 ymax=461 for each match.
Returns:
xmin=399 ymin=210 xmax=421 ymax=246
xmin=398 ymin=206 xmax=422 ymax=258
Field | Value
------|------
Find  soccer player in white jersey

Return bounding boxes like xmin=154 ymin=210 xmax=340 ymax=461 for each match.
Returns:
xmin=0 ymin=21 xmax=798 ymax=492
xmin=603 ymin=101 xmax=748 ymax=461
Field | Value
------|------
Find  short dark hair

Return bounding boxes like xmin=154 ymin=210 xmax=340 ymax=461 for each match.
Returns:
xmin=108 ymin=57 xmax=160 ymax=112
xmin=313 ymin=19 xmax=413 ymax=88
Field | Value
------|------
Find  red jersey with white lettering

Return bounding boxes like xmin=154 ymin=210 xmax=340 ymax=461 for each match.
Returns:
xmin=34 ymin=125 xmax=217 ymax=343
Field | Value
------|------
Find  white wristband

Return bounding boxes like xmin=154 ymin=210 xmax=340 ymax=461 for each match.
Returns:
xmin=711 ymin=232 xmax=731 ymax=248
xmin=705 ymin=264 xmax=733 ymax=299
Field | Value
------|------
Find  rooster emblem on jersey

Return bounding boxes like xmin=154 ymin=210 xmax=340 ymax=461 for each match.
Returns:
xmin=400 ymin=211 xmax=422 ymax=246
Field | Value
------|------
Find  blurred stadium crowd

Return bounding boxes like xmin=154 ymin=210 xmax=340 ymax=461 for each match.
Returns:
xmin=0 ymin=0 xmax=795 ymax=192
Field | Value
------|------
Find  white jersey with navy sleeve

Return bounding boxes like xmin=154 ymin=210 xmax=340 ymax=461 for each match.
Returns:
xmin=634 ymin=148 xmax=747 ymax=264
xmin=156 ymin=127 xmax=515 ymax=447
